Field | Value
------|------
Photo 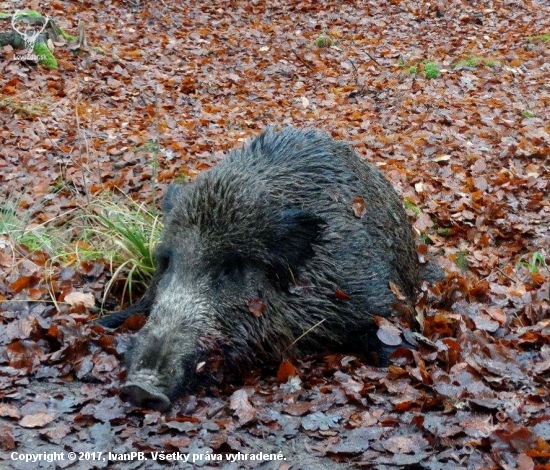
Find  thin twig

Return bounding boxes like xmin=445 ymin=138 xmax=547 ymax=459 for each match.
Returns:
xmin=292 ymin=49 xmax=313 ymax=70
xmin=347 ymin=58 xmax=366 ymax=97
xmin=365 ymin=50 xmax=381 ymax=66
xmin=495 ymin=267 xmax=517 ymax=283
xmin=152 ymin=84 xmax=160 ymax=207
xmin=284 ymin=318 xmax=326 ymax=353
xmin=89 ymin=106 xmax=102 ymax=187
xmin=74 ymin=79 xmax=91 ymax=204
xmin=475 ymin=266 xmax=517 ymax=285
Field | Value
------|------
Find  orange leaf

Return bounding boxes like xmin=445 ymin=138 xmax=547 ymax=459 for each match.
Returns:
xmin=352 ymin=196 xmax=367 ymax=218
xmin=246 ymin=298 xmax=265 ymax=317
xmin=9 ymin=276 xmax=32 ymax=293
xmin=334 ymin=289 xmax=350 ymax=301
xmin=277 ymin=361 xmax=296 ymax=383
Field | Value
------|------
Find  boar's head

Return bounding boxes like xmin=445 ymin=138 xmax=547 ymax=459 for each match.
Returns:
xmin=121 ymin=178 xmax=325 ymax=410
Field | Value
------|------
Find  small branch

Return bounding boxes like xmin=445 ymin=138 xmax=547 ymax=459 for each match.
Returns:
xmin=152 ymin=85 xmax=160 ymax=206
xmin=284 ymin=318 xmax=326 ymax=353
xmin=74 ymin=81 xmax=91 ymax=204
xmin=291 ymin=49 xmax=313 ymax=70
xmin=347 ymin=59 xmax=366 ymax=98
xmin=365 ymin=50 xmax=381 ymax=67
xmin=495 ymin=267 xmax=517 ymax=283
xmin=76 ymin=20 xmax=87 ymax=48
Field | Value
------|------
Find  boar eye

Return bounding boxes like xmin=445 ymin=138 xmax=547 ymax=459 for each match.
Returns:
xmin=214 ymin=257 xmax=244 ymax=285
xmin=155 ymin=247 xmax=172 ymax=271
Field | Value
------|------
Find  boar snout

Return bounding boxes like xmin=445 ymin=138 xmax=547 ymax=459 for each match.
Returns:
xmin=121 ymin=381 xmax=171 ymax=411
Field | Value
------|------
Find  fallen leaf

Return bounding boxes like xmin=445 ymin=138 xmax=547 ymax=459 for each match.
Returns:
xmin=335 ymin=289 xmax=350 ymax=300
xmin=302 ymin=411 xmax=340 ymax=431
xmin=9 ymin=276 xmax=33 ymax=293
xmin=64 ymin=292 xmax=95 ymax=309
xmin=246 ymin=298 xmax=265 ymax=317
xmin=0 ymin=424 xmax=15 ymax=450
xmin=376 ymin=318 xmax=402 ymax=346
xmin=277 ymin=361 xmax=296 ymax=383
xmin=389 ymin=281 xmax=406 ymax=300
xmin=0 ymin=404 xmax=20 ymax=419
xmin=352 ymin=196 xmax=367 ymax=218
xmin=414 ymin=213 xmax=434 ymax=231
xmin=20 ymin=412 xmax=56 ymax=428
xmin=230 ymin=389 xmax=256 ymax=425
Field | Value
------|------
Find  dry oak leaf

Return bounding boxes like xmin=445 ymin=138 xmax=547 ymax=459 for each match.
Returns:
xmin=20 ymin=412 xmax=56 ymax=428
xmin=414 ymin=213 xmax=434 ymax=232
xmin=64 ymin=292 xmax=95 ymax=309
xmin=376 ymin=318 xmax=403 ymax=346
xmin=389 ymin=281 xmax=406 ymax=301
xmin=0 ymin=404 xmax=20 ymax=419
xmin=383 ymin=434 xmax=429 ymax=454
xmin=230 ymin=389 xmax=256 ymax=425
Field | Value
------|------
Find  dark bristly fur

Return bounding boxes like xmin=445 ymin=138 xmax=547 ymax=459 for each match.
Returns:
xmin=98 ymin=127 xmax=438 ymax=411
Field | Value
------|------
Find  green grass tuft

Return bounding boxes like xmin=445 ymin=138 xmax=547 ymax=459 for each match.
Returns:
xmin=454 ymin=55 xmax=497 ymax=69
xmin=314 ymin=34 xmax=336 ymax=48
xmin=0 ymin=198 xmax=27 ymax=239
xmin=17 ymin=9 xmax=43 ymax=19
xmin=397 ymin=58 xmax=439 ymax=78
xmin=404 ymin=199 xmax=421 ymax=217
xmin=517 ymin=251 xmax=547 ymax=274
xmin=521 ymin=110 xmax=535 ymax=118
xmin=424 ymin=61 xmax=440 ymax=79
xmin=2 ymin=189 xmax=162 ymax=309
xmin=528 ymin=33 xmax=550 ymax=43
xmin=455 ymin=251 xmax=469 ymax=271
xmin=0 ymin=193 xmax=62 ymax=253
xmin=81 ymin=195 xmax=162 ymax=304
xmin=136 ymin=140 xmax=161 ymax=153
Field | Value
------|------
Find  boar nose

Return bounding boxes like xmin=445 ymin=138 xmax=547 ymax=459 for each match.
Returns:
xmin=121 ymin=382 xmax=172 ymax=411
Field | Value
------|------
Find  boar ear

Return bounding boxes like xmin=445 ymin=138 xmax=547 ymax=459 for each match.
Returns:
xmin=268 ymin=208 xmax=326 ymax=272
xmin=162 ymin=184 xmax=184 ymax=214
